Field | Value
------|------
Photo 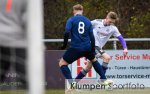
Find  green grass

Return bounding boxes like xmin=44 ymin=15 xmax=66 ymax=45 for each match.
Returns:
xmin=0 ymin=88 xmax=150 ymax=94
xmin=0 ymin=90 xmax=25 ymax=94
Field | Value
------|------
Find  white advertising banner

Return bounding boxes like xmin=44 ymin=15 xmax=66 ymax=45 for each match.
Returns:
xmin=71 ymin=57 xmax=97 ymax=78
xmin=70 ymin=50 xmax=150 ymax=87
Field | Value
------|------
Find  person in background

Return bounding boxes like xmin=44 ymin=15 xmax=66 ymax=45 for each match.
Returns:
xmin=0 ymin=0 xmax=27 ymax=89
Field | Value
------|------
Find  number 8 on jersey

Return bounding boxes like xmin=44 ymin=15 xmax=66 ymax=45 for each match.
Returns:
xmin=78 ymin=21 xmax=85 ymax=34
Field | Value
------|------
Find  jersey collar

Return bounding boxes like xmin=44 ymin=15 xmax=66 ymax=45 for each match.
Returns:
xmin=102 ymin=19 xmax=107 ymax=26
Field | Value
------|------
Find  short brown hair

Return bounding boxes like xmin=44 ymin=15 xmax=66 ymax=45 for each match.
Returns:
xmin=107 ymin=11 xmax=118 ymax=20
xmin=73 ymin=4 xmax=83 ymax=11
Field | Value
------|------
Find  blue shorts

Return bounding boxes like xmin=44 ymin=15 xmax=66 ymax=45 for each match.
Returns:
xmin=63 ymin=48 xmax=95 ymax=64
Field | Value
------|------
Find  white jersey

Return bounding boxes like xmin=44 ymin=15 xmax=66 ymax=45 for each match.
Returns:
xmin=91 ymin=19 xmax=121 ymax=48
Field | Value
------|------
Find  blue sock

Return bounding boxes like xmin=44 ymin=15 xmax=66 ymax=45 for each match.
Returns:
xmin=92 ymin=60 xmax=106 ymax=79
xmin=75 ymin=69 xmax=87 ymax=82
xmin=60 ymin=65 xmax=73 ymax=83
xmin=102 ymin=62 xmax=108 ymax=74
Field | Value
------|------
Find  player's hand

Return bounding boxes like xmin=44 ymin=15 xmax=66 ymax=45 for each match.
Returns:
xmin=123 ymin=48 xmax=128 ymax=56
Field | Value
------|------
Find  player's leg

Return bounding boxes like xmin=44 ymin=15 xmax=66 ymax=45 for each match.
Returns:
xmin=89 ymin=56 xmax=113 ymax=86
xmin=59 ymin=57 xmax=74 ymax=92
xmin=101 ymin=53 xmax=111 ymax=74
xmin=75 ymin=54 xmax=110 ymax=80
xmin=59 ymin=58 xmax=72 ymax=80
xmin=0 ymin=47 xmax=14 ymax=91
xmin=75 ymin=54 xmax=107 ymax=86
xmin=59 ymin=48 xmax=83 ymax=83
xmin=95 ymin=46 xmax=111 ymax=74
xmin=0 ymin=47 xmax=11 ymax=83
xmin=60 ymin=48 xmax=85 ymax=91
xmin=14 ymin=48 xmax=27 ymax=89
xmin=95 ymin=47 xmax=113 ymax=86
xmin=90 ymin=58 xmax=107 ymax=80
xmin=75 ymin=60 xmax=92 ymax=82
xmin=75 ymin=46 xmax=106 ymax=81
xmin=75 ymin=51 xmax=113 ymax=86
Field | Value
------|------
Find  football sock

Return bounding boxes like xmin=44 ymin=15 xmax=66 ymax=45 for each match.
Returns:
xmin=75 ymin=69 xmax=88 ymax=82
xmin=92 ymin=60 xmax=106 ymax=79
xmin=60 ymin=65 xmax=73 ymax=83
xmin=102 ymin=62 xmax=108 ymax=74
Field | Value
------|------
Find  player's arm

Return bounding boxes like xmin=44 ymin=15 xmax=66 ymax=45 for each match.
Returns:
xmin=113 ymin=26 xmax=128 ymax=55
xmin=117 ymin=35 xmax=127 ymax=49
xmin=117 ymin=35 xmax=128 ymax=55
xmin=61 ymin=30 xmax=69 ymax=49
xmin=89 ymin=24 xmax=95 ymax=52
xmin=61 ymin=18 xmax=72 ymax=49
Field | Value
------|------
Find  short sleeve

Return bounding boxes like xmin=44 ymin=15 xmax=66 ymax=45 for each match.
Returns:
xmin=91 ymin=20 xmax=97 ymax=28
xmin=112 ymin=26 xmax=121 ymax=37
xmin=65 ymin=18 xmax=73 ymax=32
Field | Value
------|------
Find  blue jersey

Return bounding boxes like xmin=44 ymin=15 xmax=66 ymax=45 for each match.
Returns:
xmin=65 ymin=15 xmax=93 ymax=51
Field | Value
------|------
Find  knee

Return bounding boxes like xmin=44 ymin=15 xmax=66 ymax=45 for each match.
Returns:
xmin=103 ymin=56 xmax=111 ymax=63
xmin=84 ymin=62 xmax=92 ymax=72
xmin=59 ymin=58 xmax=68 ymax=67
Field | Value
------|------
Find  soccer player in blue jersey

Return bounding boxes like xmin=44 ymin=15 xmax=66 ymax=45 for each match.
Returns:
xmin=76 ymin=11 xmax=128 ymax=80
xmin=59 ymin=4 xmax=112 ymax=90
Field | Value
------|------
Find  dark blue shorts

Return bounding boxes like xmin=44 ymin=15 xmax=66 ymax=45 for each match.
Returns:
xmin=63 ymin=48 xmax=95 ymax=64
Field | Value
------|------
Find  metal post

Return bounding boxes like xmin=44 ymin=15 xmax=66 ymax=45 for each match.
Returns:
xmin=27 ymin=0 xmax=45 ymax=94
xmin=113 ymin=40 xmax=117 ymax=50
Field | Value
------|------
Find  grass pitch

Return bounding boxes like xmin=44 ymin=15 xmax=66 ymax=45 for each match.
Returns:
xmin=0 ymin=88 xmax=150 ymax=94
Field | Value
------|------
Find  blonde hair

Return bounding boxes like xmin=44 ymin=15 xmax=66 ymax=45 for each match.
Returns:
xmin=107 ymin=11 xmax=119 ymax=21
xmin=73 ymin=4 xmax=83 ymax=11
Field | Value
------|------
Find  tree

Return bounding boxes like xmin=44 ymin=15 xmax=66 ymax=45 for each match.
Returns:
xmin=44 ymin=0 xmax=150 ymax=49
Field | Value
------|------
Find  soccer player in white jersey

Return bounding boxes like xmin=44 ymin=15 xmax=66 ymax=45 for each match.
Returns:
xmin=76 ymin=11 xmax=128 ymax=81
